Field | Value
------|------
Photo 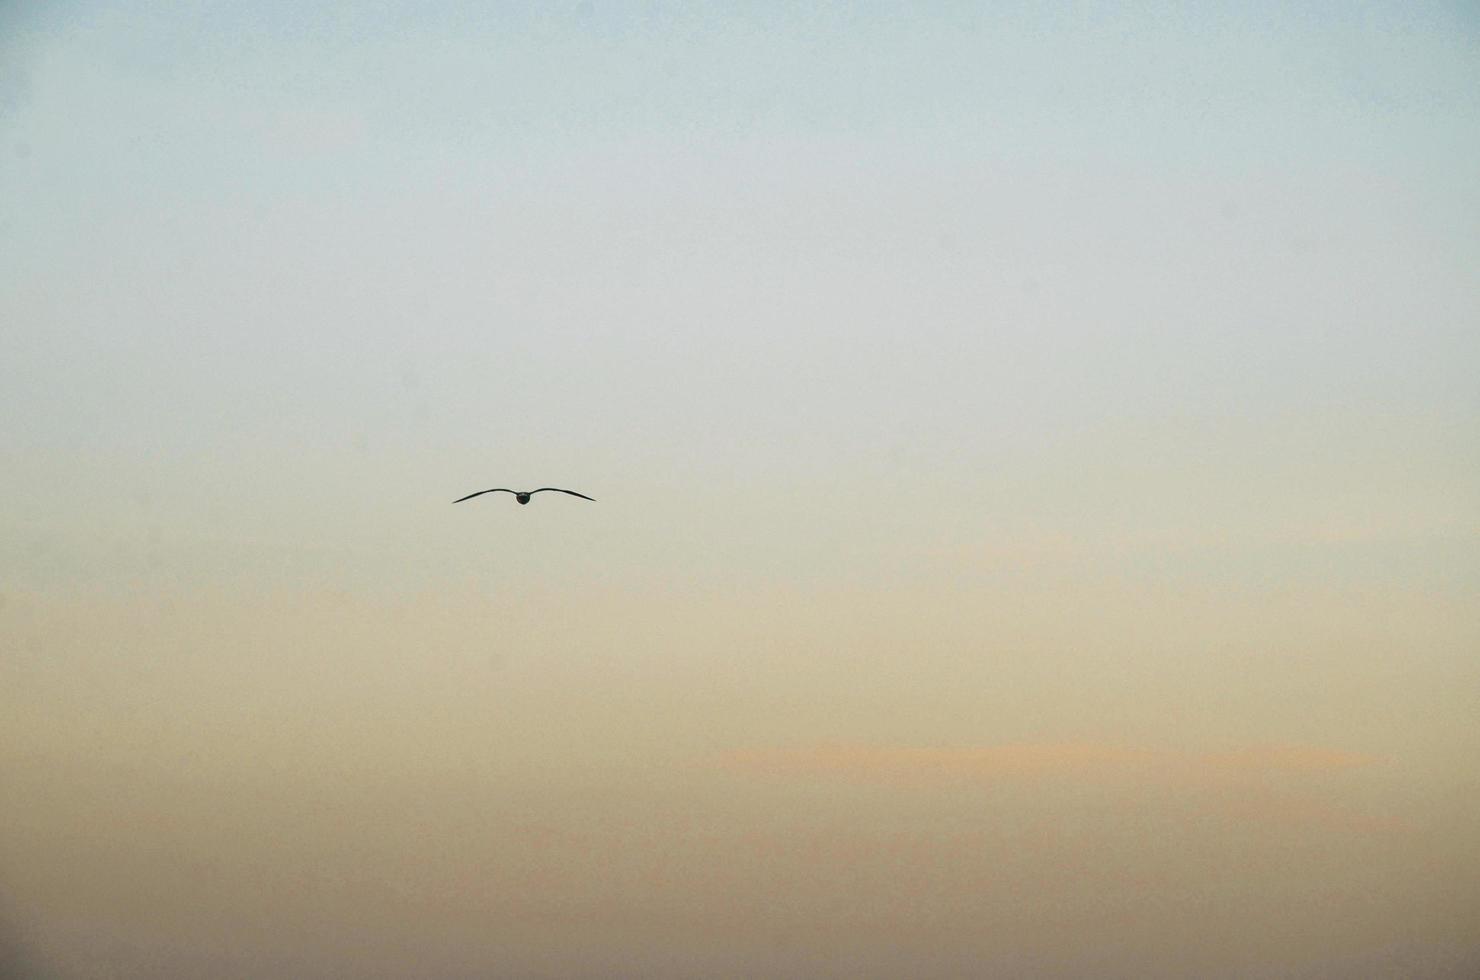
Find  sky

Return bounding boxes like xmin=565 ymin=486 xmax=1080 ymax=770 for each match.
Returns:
xmin=2 ymin=2 xmax=1478 ymax=977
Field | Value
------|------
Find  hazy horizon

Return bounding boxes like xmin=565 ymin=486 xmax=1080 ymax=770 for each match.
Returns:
xmin=3 ymin=2 xmax=1478 ymax=977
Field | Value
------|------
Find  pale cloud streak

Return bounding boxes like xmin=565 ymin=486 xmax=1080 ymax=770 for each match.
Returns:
xmin=716 ymin=740 xmax=1399 ymax=835
xmin=717 ymin=740 xmax=1381 ymax=781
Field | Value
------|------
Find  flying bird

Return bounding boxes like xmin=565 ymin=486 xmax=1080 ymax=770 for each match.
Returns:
xmin=453 ymin=487 xmax=596 ymax=506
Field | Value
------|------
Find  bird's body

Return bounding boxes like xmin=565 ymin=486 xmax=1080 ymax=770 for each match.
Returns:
xmin=453 ymin=487 xmax=595 ymax=505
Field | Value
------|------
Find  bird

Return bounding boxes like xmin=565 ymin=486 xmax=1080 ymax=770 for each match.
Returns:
xmin=453 ymin=487 xmax=596 ymax=506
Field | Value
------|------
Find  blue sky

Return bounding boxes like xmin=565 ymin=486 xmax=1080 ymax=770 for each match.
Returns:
xmin=2 ymin=3 xmax=1478 ymax=976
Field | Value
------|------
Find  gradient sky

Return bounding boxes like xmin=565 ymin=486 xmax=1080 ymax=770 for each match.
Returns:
xmin=3 ymin=3 xmax=1479 ymax=977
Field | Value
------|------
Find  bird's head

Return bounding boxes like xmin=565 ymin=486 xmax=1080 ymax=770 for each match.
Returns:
xmin=516 ymin=493 xmax=531 ymax=504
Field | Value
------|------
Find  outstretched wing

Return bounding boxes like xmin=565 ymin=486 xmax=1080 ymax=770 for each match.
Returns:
xmin=453 ymin=488 xmax=515 ymax=503
xmin=529 ymin=488 xmax=596 ymax=501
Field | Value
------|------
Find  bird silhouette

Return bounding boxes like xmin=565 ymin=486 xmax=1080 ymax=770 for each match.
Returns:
xmin=453 ymin=487 xmax=596 ymax=506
